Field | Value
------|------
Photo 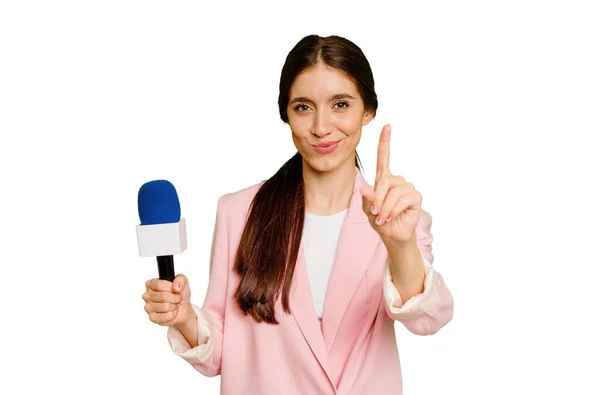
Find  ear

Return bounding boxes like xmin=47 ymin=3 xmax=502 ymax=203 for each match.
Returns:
xmin=362 ymin=109 xmax=375 ymax=126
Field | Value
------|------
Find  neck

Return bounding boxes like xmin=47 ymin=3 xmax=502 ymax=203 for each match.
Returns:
xmin=303 ymin=156 xmax=356 ymax=216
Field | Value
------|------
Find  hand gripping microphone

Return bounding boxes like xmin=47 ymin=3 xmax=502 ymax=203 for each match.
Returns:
xmin=136 ymin=180 xmax=187 ymax=281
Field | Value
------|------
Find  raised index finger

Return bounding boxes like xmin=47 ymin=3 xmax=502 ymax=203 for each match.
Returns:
xmin=377 ymin=124 xmax=392 ymax=178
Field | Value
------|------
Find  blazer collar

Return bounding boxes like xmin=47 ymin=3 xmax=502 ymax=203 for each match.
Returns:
xmin=348 ymin=167 xmax=370 ymax=224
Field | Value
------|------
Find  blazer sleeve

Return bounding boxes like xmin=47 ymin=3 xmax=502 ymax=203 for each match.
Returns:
xmin=167 ymin=195 xmax=229 ymax=376
xmin=382 ymin=209 xmax=454 ymax=335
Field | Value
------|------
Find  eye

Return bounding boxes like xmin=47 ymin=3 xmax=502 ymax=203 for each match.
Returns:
xmin=334 ymin=101 xmax=349 ymax=109
xmin=294 ymin=104 xmax=310 ymax=112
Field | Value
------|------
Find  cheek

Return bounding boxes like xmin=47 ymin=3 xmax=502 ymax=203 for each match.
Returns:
xmin=288 ymin=119 xmax=309 ymax=151
xmin=289 ymin=118 xmax=321 ymax=148
xmin=334 ymin=114 xmax=363 ymax=137
xmin=288 ymin=110 xmax=309 ymax=130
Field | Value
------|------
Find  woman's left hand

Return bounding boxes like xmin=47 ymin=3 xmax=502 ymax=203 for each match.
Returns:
xmin=360 ymin=124 xmax=422 ymax=245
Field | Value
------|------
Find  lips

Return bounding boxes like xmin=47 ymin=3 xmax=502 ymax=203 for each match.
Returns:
xmin=311 ymin=140 xmax=340 ymax=148
xmin=311 ymin=140 xmax=340 ymax=154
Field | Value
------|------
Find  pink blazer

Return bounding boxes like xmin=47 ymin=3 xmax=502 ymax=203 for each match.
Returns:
xmin=171 ymin=170 xmax=453 ymax=395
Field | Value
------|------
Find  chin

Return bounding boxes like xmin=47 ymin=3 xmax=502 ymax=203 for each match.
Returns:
xmin=310 ymin=161 xmax=338 ymax=173
xmin=304 ymin=152 xmax=351 ymax=173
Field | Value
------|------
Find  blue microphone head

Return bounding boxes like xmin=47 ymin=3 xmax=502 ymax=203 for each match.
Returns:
xmin=138 ymin=180 xmax=181 ymax=225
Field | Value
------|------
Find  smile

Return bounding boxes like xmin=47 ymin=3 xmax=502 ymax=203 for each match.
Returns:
xmin=311 ymin=140 xmax=340 ymax=154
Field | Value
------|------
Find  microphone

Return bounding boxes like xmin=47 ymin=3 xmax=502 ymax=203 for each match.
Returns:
xmin=136 ymin=180 xmax=187 ymax=282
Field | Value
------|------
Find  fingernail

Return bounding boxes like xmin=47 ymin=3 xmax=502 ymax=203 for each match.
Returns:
xmin=386 ymin=215 xmax=391 ymax=222
xmin=376 ymin=216 xmax=382 ymax=224
xmin=176 ymin=283 xmax=181 ymax=290
xmin=371 ymin=205 xmax=378 ymax=214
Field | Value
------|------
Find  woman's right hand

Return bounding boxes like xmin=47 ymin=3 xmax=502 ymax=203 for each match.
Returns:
xmin=142 ymin=274 xmax=193 ymax=327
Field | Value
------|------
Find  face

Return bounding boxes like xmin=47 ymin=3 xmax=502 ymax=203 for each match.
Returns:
xmin=287 ymin=62 xmax=373 ymax=173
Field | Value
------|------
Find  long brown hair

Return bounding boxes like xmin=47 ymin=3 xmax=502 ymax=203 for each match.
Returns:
xmin=233 ymin=35 xmax=378 ymax=324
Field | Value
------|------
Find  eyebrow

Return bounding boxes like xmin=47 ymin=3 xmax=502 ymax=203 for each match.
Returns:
xmin=290 ymin=93 xmax=356 ymax=105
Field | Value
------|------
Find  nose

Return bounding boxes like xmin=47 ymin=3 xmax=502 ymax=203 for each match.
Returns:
xmin=311 ymin=111 xmax=333 ymax=138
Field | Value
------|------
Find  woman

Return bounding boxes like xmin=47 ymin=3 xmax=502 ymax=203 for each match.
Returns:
xmin=142 ymin=34 xmax=454 ymax=395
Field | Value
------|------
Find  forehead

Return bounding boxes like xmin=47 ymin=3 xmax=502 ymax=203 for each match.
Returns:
xmin=290 ymin=63 xmax=359 ymax=98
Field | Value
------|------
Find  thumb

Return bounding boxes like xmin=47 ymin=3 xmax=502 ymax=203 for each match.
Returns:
xmin=360 ymin=185 xmax=374 ymax=202
xmin=360 ymin=185 xmax=375 ymax=217
xmin=172 ymin=274 xmax=188 ymax=293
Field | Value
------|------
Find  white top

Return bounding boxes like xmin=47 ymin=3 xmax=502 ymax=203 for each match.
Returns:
xmin=302 ymin=209 xmax=348 ymax=320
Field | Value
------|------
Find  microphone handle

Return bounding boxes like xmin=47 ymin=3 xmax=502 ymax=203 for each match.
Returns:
xmin=157 ymin=255 xmax=175 ymax=281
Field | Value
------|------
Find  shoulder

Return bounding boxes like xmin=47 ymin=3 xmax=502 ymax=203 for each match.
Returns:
xmin=218 ymin=181 xmax=264 ymax=208
xmin=215 ymin=180 xmax=265 ymax=224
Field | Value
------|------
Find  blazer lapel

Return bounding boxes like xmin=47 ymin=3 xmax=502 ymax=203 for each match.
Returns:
xmin=289 ymin=241 xmax=336 ymax=388
xmin=320 ymin=169 xmax=381 ymax=351
xmin=288 ymin=169 xmax=380 ymax=388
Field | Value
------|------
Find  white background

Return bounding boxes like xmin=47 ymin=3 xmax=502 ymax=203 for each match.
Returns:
xmin=1 ymin=1 xmax=599 ymax=394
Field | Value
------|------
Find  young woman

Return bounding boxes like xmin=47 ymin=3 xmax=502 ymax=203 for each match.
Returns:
xmin=142 ymin=34 xmax=454 ymax=395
